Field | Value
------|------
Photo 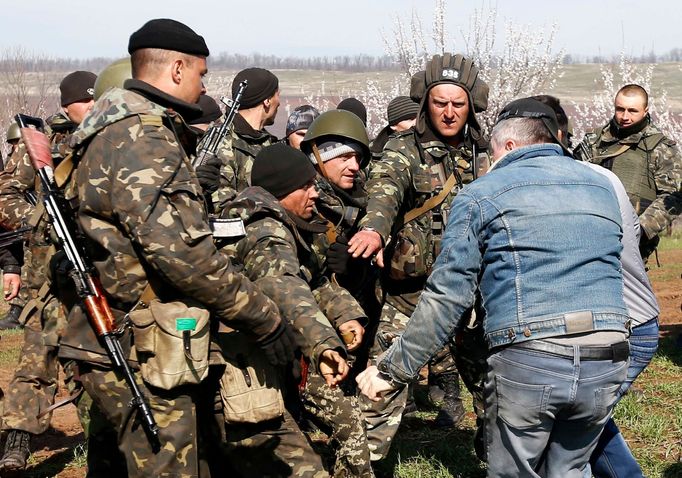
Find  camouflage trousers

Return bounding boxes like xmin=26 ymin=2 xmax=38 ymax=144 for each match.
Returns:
xmin=1 ymin=300 xmax=59 ymax=434
xmin=360 ymin=297 xmax=458 ymax=461
xmin=79 ymin=363 xmax=209 ymax=478
xmin=301 ymin=371 xmax=374 ymax=477
xmin=219 ymin=407 xmax=328 ymax=478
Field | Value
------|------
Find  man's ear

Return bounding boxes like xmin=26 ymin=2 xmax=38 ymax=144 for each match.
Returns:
xmin=171 ymin=59 xmax=183 ymax=85
xmin=505 ymin=139 xmax=515 ymax=151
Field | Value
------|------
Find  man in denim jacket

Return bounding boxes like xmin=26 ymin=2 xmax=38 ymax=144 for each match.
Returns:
xmin=358 ymin=98 xmax=631 ymax=477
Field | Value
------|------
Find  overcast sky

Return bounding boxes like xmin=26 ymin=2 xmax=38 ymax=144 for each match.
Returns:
xmin=3 ymin=0 xmax=680 ymax=60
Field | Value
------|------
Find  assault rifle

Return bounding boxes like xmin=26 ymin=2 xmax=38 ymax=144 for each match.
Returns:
xmin=191 ymin=80 xmax=248 ymax=168
xmin=14 ymin=114 xmax=160 ymax=449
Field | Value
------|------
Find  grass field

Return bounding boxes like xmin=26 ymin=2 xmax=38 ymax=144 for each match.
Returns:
xmin=0 ymin=240 xmax=680 ymax=477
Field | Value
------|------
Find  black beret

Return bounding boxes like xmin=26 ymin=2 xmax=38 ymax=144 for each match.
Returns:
xmin=251 ymin=143 xmax=317 ymax=198
xmin=232 ymin=68 xmax=279 ymax=109
xmin=189 ymin=95 xmax=222 ymax=125
xmin=128 ymin=18 xmax=209 ymax=57
xmin=337 ymin=97 xmax=367 ymax=126
xmin=60 ymin=71 xmax=97 ymax=106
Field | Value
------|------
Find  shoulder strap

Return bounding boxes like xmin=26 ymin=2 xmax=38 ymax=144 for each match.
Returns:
xmin=593 ymin=143 xmax=632 ymax=163
xmin=403 ymin=172 xmax=459 ymax=224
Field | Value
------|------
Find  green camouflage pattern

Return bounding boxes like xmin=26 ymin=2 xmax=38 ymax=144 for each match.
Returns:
xmin=220 ymin=407 xmax=328 ymax=478
xmin=219 ymin=185 xmax=363 ymax=369
xmin=357 ymin=129 xmax=481 ymax=460
xmin=0 ymin=308 xmax=58 ymax=434
xmin=575 ymin=121 xmax=681 ymax=238
xmin=61 ymin=86 xmax=282 ymax=363
xmin=302 ymin=371 xmax=374 ymax=477
xmin=209 ymin=114 xmax=275 ymax=213
xmin=220 ymin=186 xmax=371 ymax=476
xmin=79 ymin=366 xmax=203 ymax=477
xmin=0 ymin=115 xmax=83 ymax=435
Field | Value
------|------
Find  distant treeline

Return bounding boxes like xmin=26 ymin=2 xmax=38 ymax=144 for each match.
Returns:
xmin=1 ymin=49 xmax=681 ymax=73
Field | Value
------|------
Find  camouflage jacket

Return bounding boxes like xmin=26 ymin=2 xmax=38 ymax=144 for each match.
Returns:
xmin=0 ymin=113 xmax=76 ymax=290
xmin=60 ymin=81 xmax=282 ymax=363
xmin=220 ymin=186 xmax=366 ymax=369
xmin=358 ymin=128 xmax=479 ymax=281
xmin=575 ymin=121 xmax=681 ymax=238
xmin=210 ymin=114 xmax=276 ymax=213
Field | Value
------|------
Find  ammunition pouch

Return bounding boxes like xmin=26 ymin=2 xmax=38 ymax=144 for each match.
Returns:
xmin=388 ymin=219 xmax=432 ymax=280
xmin=129 ymin=299 xmax=211 ymax=390
xmin=217 ymin=331 xmax=285 ymax=424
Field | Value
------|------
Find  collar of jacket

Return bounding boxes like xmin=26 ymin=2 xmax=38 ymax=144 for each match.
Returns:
xmin=233 ymin=113 xmax=274 ymax=142
xmin=124 ymin=79 xmax=203 ymax=123
xmin=287 ymin=210 xmax=329 ymax=234
xmin=494 ymin=143 xmax=566 ymax=171
xmin=608 ymin=114 xmax=650 ymax=140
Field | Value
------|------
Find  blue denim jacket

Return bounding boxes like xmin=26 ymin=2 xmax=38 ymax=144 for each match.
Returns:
xmin=380 ymin=144 xmax=629 ymax=383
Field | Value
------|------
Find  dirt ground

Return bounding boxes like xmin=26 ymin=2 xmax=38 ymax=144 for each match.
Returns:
xmin=0 ymin=249 xmax=680 ymax=477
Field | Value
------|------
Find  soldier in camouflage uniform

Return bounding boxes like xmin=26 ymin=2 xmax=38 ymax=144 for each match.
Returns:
xmin=216 ymin=143 xmax=373 ymax=477
xmin=299 ymin=110 xmax=380 ymax=375
xmin=0 ymin=122 xmax=29 ymax=330
xmin=0 ymin=70 xmax=99 ymax=473
xmin=347 ymin=53 xmax=489 ymax=460
xmin=201 ymin=67 xmax=280 ymax=211
xmin=60 ymin=19 xmax=297 ymax=477
xmin=574 ymin=84 xmax=681 ymax=258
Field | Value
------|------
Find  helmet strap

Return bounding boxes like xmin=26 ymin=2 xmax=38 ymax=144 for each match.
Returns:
xmin=311 ymin=142 xmax=329 ymax=180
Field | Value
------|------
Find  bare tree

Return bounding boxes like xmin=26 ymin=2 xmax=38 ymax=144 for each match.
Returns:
xmin=1 ymin=46 xmax=59 ymax=156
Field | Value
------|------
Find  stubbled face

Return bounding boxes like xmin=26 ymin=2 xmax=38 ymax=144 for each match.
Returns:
xmin=427 ymin=84 xmax=470 ymax=139
xmin=279 ymin=179 xmax=319 ymax=219
xmin=324 ymin=152 xmax=361 ymax=190
xmin=177 ymin=56 xmax=207 ymax=104
xmin=287 ymin=129 xmax=307 ymax=150
xmin=64 ymin=99 xmax=95 ymax=124
xmin=614 ymin=93 xmax=648 ymax=127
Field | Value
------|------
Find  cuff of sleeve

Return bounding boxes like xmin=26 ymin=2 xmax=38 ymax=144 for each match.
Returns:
xmin=2 ymin=265 xmax=21 ymax=275
xmin=334 ymin=314 xmax=368 ymax=327
xmin=377 ymin=350 xmax=413 ymax=385
xmin=311 ymin=336 xmax=345 ymax=371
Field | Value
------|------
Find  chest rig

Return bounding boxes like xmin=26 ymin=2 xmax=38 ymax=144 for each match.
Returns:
xmin=588 ymin=129 xmax=666 ymax=213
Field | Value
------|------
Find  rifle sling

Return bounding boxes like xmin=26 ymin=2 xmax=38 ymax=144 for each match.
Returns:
xmin=403 ymin=173 xmax=458 ymax=225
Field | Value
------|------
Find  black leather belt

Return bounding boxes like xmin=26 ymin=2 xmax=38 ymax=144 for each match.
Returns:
xmin=513 ymin=340 xmax=629 ymax=362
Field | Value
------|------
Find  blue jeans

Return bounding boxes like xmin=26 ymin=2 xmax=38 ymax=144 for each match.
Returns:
xmin=484 ymin=341 xmax=629 ymax=478
xmin=589 ymin=318 xmax=659 ymax=478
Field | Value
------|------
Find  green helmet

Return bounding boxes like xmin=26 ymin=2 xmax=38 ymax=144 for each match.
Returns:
xmin=6 ymin=122 xmax=20 ymax=143
xmin=301 ymin=110 xmax=370 ymax=167
xmin=94 ymin=58 xmax=132 ymax=100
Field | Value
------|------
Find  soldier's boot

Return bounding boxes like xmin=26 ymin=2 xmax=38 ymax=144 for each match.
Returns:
xmin=433 ymin=372 xmax=465 ymax=428
xmin=427 ymin=373 xmax=445 ymax=405
xmin=0 ymin=429 xmax=31 ymax=471
xmin=0 ymin=305 xmax=23 ymax=330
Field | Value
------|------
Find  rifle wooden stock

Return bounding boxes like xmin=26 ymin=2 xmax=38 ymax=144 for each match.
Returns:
xmin=14 ymin=113 xmax=160 ymax=448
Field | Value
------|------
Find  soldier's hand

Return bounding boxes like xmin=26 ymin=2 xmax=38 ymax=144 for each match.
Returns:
xmin=327 ymin=236 xmax=351 ymax=274
xmin=338 ymin=319 xmax=364 ymax=352
xmin=319 ymin=349 xmax=349 ymax=387
xmin=3 ymin=273 xmax=21 ymax=301
xmin=258 ymin=320 xmax=299 ymax=367
xmin=348 ymin=229 xmax=383 ymax=265
xmin=356 ymin=365 xmax=394 ymax=401
xmin=195 ymin=154 xmax=222 ymax=195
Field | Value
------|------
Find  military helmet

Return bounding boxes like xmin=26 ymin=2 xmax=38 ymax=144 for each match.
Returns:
xmin=410 ymin=53 xmax=489 ymax=141
xmin=301 ymin=109 xmax=370 ymax=167
xmin=94 ymin=58 xmax=132 ymax=100
xmin=6 ymin=122 xmax=20 ymax=143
